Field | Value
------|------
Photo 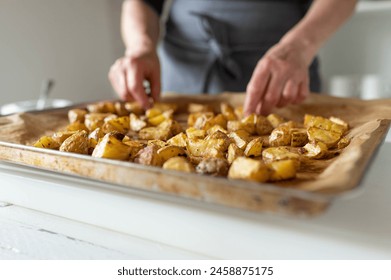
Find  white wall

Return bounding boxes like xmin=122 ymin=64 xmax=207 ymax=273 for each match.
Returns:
xmin=319 ymin=4 xmax=391 ymax=97
xmin=0 ymin=0 xmax=123 ymax=107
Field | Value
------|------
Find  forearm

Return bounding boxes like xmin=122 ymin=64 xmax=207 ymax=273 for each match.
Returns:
xmin=280 ymin=0 xmax=357 ymax=65
xmin=121 ymin=0 xmax=160 ymax=56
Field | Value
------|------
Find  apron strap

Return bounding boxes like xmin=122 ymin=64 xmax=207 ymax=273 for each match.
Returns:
xmin=191 ymin=12 xmax=242 ymax=91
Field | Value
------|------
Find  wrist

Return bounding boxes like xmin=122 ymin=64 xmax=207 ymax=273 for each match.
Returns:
xmin=279 ymin=30 xmax=319 ymax=66
xmin=124 ymin=36 xmax=157 ymax=58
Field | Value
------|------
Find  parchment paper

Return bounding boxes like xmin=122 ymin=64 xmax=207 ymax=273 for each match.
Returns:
xmin=1 ymin=93 xmax=390 ymax=197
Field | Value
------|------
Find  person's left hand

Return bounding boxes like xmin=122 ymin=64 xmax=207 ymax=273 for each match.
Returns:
xmin=244 ymin=41 xmax=314 ymax=115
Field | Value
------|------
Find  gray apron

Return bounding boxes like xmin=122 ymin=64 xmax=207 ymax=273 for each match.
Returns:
xmin=159 ymin=0 xmax=321 ymax=94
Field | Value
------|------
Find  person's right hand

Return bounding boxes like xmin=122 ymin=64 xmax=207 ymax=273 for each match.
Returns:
xmin=108 ymin=50 xmax=161 ymax=109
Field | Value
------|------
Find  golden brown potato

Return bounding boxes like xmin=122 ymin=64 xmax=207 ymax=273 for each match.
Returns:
xmin=244 ymin=137 xmax=263 ymax=157
xmin=33 ymin=136 xmax=60 ymax=150
xmin=256 ymin=116 xmax=274 ymax=135
xmin=52 ymin=130 xmax=77 ymax=144
xmin=188 ymin=103 xmax=214 ymax=113
xmin=186 ymin=138 xmax=228 ymax=158
xmin=228 ymin=129 xmax=250 ymax=150
xmin=153 ymin=102 xmax=178 ymax=113
xmin=162 ymin=156 xmax=195 ymax=172
xmin=205 ymin=130 xmax=229 ymax=141
xmin=68 ymin=109 xmax=87 ymax=124
xmin=207 ymin=124 xmax=228 ymax=135
xmin=167 ymin=132 xmax=187 ymax=148
xmin=227 ymin=143 xmax=244 ymax=164
xmin=240 ymin=113 xmax=257 ymax=134
xmin=307 ymin=127 xmax=342 ymax=148
xmin=91 ymin=133 xmax=131 ymax=160
xmin=234 ymin=106 xmax=243 ymax=120
xmin=267 ymin=159 xmax=297 ymax=181
xmin=290 ymin=128 xmax=308 ymax=147
xmin=87 ymin=101 xmax=116 ymax=114
xmin=134 ymin=145 xmax=163 ymax=166
xmin=267 ymin=114 xmax=285 ymax=128
xmin=124 ymin=102 xmax=144 ymax=115
xmin=88 ymin=128 xmax=104 ymax=148
xmin=59 ymin=130 xmax=89 ymax=154
xmin=84 ymin=113 xmax=114 ymax=131
xmin=220 ymin=103 xmax=237 ymax=121
xmin=114 ymin=102 xmax=129 ymax=116
xmin=187 ymin=112 xmax=214 ymax=127
xmin=66 ymin=121 xmax=88 ymax=132
xmin=186 ymin=127 xmax=206 ymax=139
xmin=147 ymin=140 xmax=167 ymax=148
xmin=262 ymin=147 xmax=300 ymax=163
xmin=196 ymin=158 xmax=229 ymax=176
xmin=102 ymin=116 xmax=130 ymax=134
xmin=304 ymin=114 xmax=347 ymax=135
xmin=228 ymin=157 xmax=270 ymax=182
xmin=129 ymin=113 xmax=147 ymax=132
xmin=157 ymin=145 xmax=187 ymax=163
xmin=269 ymin=126 xmax=291 ymax=147
xmin=300 ymin=142 xmax=328 ymax=159
xmin=123 ymin=140 xmax=145 ymax=160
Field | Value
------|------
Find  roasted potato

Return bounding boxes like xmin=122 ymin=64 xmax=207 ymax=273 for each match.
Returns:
xmin=290 ymin=128 xmax=308 ymax=147
xmin=188 ymin=103 xmax=214 ymax=113
xmin=196 ymin=158 xmax=229 ymax=176
xmin=186 ymin=138 xmax=227 ymax=158
xmin=114 ymin=101 xmax=129 ymax=116
xmin=227 ymin=143 xmax=244 ymax=164
xmin=228 ymin=129 xmax=250 ymax=150
xmin=88 ymin=128 xmax=104 ymax=148
xmin=337 ymin=137 xmax=351 ymax=149
xmin=102 ymin=116 xmax=130 ymax=134
xmin=167 ymin=132 xmax=187 ymax=148
xmin=68 ymin=109 xmax=87 ymax=124
xmin=307 ymin=127 xmax=342 ymax=148
xmin=59 ymin=130 xmax=89 ymax=154
xmin=157 ymin=145 xmax=187 ymax=163
xmin=91 ymin=133 xmax=132 ymax=160
xmin=186 ymin=127 xmax=206 ymax=139
xmin=162 ymin=156 xmax=195 ymax=172
xmin=134 ymin=145 xmax=163 ymax=166
xmin=84 ymin=113 xmax=114 ymax=131
xmin=52 ymin=130 xmax=77 ymax=144
xmin=267 ymin=159 xmax=297 ymax=181
xmin=188 ymin=112 xmax=214 ymax=127
xmin=34 ymin=136 xmax=60 ymax=149
xmin=244 ymin=137 xmax=263 ymax=157
xmin=87 ymin=101 xmax=116 ymax=114
xmin=267 ymin=114 xmax=285 ymax=128
xmin=304 ymin=114 xmax=347 ymax=135
xmin=220 ymin=103 xmax=237 ymax=121
xmin=262 ymin=147 xmax=300 ymax=163
xmin=129 ymin=113 xmax=147 ymax=132
xmin=66 ymin=121 xmax=88 ymax=132
xmin=124 ymin=102 xmax=144 ymax=115
xmin=256 ymin=116 xmax=274 ymax=135
xmin=300 ymin=142 xmax=328 ymax=159
xmin=269 ymin=126 xmax=291 ymax=147
xmin=228 ymin=157 xmax=270 ymax=183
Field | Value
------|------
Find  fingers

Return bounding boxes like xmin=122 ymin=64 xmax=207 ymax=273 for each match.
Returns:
xmin=108 ymin=60 xmax=132 ymax=101
xmin=260 ymin=73 xmax=286 ymax=115
xmin=244 ymin=61 xmax=271 ymax=115
xmin=108 ymin=54 xmax=161 ymax=109
xmin=126 ymin=64 xmax=151 ymax=109
xmin=277 ymin=80 xmax=299 ymax=108
xmin=148 ymin=62 xmax=161 ymax=103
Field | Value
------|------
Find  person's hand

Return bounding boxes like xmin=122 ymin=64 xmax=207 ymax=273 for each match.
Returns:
xmin=244 ymin=41 xmax=314 ymax=115
xmin=108 ymin=49 xmax=160 ymax=109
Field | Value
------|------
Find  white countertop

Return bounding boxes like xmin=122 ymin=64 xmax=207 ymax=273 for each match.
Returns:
xmin=1 ymin=134 xmax=391 ymax=259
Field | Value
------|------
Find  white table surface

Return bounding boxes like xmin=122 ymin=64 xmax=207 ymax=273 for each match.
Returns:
xmin=0 ymin=133 xmax=390 ymax=260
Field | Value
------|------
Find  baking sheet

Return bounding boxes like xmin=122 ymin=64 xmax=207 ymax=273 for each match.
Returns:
xmin=0 ymin=93 xmax=390 ymax=215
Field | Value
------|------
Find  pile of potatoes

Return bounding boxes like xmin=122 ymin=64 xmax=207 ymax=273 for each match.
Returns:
xmin=34 ymin=100 xmax=350 ymax=183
